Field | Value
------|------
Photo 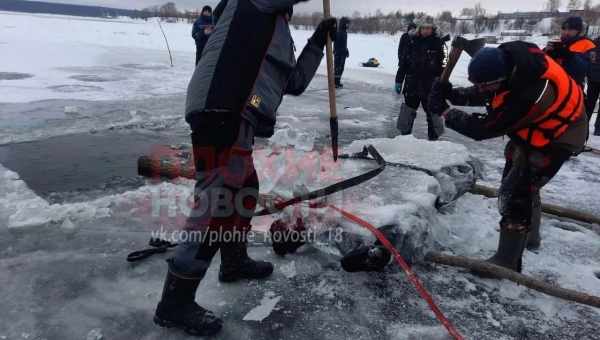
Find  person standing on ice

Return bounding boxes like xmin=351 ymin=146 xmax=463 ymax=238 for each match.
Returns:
xmin=334 ymin=17 xmax=350 ymax=88
xmin=153 ymin=0 xmax=337 ymax=336
xmin=585 ymin=37 xmax=600 ymax=135
xmin=544 ymin=16 xmax=596 ymax=89
xmin=428 ymin=42 xmax=588 ymax=277
xmin=395 ymin=22 xmax=416 ymax=94
xmin=191 ymin=6 xmax=214 ymax=65
xmin=396 ymin=17 xmax=445 ymax=141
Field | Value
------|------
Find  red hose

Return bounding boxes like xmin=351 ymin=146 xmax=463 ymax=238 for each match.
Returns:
xmin=329 ymin=204 xmax=465 ymax=340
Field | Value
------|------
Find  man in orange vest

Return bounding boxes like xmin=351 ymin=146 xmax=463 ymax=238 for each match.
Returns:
xmin=544 ymin=16 xmax=596 ymax=87
xmin=428 ymin=42 xmax=588 ymax=276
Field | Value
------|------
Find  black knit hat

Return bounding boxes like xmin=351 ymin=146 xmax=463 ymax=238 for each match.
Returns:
xmin=562 ymin=16 xmax=583 ymax=32
xmin=201 ymin=5 xmax=212 ymax=14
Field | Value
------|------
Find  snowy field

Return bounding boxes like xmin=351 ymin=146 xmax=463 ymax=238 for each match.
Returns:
xmin=1 ymin=11 xmax=600 ymax=340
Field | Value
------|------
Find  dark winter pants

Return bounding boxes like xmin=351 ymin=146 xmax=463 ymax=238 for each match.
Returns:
xmin=169 ymin=120 xmax=259 ymax=279
xmin=404 ymin=93 xmax=439 ymax=140
xmin=498 ymin=141 xmax=571 ymax=231
xmin=586 ymin=81 xmax=600 ymax=130
xmin=334 ymin=54 xmax=346 ymax=86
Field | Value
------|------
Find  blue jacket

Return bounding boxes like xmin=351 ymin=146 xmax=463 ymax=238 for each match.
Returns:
xmin=192 ymin=15 xmax=214 ymax=59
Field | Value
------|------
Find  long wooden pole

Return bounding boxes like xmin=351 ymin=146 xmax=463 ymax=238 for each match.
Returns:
xmin=470 ymin=184 xmax=600 ymax=230
xmin=425 ymin=252 xmax=600 ymax=309
xmin=323 ymin=0 xmax=339 ymax=161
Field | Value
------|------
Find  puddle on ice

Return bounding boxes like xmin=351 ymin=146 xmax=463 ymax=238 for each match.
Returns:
xmin=69 ymin=74 xmax=125 ymax=82
xmin=119 ymin=63 xmax=169 ymax=71
xmin=0 ymin=72 xmax=34 ymax=80
xmin=47 ymin=84 xmax=104 ymax=93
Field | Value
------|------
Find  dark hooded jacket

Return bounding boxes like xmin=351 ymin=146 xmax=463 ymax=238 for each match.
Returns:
xmin=192 ymin=13 xmax=214 ymax=56
xmin=334 ymin=18 xmax=349 ymax=58
xmin=587 ymin=38 xmax=600 ymax=82
xmin=186 ymin=0 xmax=323 ymax=139
xmin=445 ymin=41 xmax=587 ymax=153
xmin=402 ymin=30 xmax=445 ymax=97
xmin=547 ymin=35 xmax=596 ymax=86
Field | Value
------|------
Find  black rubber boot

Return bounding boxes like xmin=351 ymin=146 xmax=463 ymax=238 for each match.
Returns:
xmin=154 ymin=271 xmax=223 ymax=337
xmin=341 ymin=245 xmax=392 ymax=272
xmin=527 ymin=194 xmax=542 ymax=250
xmin=473 ymin=227 xmax=528 ymax=279
xmin=219 ymin=241 xmax=274 ymax=283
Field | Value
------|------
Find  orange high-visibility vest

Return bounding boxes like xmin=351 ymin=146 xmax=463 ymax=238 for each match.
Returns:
xmin=568 ymin=38 xmax=596 ymax=54
xmin=491 ymin=55 xmax=584 ymax=148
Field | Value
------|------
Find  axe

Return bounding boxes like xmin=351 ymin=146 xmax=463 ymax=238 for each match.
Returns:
xmin=440 ymin=36 xmax=486 ymax=82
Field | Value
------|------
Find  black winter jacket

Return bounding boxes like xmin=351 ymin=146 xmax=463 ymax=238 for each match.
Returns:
xmin=185 ymin=0 xmax=323 ymax=139
xmin=402 ymin=33 xmax=445 ymax=97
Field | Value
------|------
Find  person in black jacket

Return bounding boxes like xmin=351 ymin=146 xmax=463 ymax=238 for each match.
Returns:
xmin=586 ymin=37 xmax=600 ymax=135
xmin=154 ymin=0 xmax=336 ymax=336
xmin=395 ymin=22 xmax=416 ymax=94
xmin=192 ymin=6 xmax=214 ymax=65
xmin=334 ymin=17 xmax=350 ymax=88
xmin=397 ymin=19 xmax=445 ymax=140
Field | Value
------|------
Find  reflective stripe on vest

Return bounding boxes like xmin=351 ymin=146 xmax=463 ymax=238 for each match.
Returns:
xmin=491 ymin=55 xmax=584 ymax=148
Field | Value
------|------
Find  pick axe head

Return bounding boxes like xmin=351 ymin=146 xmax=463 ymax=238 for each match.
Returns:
xmin=452 ymin=36 xmax=486 ymax=57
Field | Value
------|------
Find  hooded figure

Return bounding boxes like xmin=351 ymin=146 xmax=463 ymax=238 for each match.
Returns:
xmin=334 ymin=17 xmax=350 ymax=88
xmin=396 ymin=18 xmax=446 ymax=140
xmin=395 ymin=21 xmax=417 ymax=94
xmin=192 ymin=5 xmax=214 ymax=65
xmin=428 ymin=41 xmax=587 ymax=278
xmin=154 ymin=0 xmax=337 ymax=336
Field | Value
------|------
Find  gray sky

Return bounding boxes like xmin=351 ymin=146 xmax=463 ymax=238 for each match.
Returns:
xmin=39 ymin=0 xmax=552 ymax=16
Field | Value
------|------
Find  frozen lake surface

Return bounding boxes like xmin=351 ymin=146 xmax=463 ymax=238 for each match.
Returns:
xmin=0 ymin=11 xmax=599 ymax=340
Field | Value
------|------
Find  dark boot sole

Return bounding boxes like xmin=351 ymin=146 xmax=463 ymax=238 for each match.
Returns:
xmin=153 ymin=315 xmax=222 ymax=337
xmin=218 ymin=270 xmax=274 ymax=283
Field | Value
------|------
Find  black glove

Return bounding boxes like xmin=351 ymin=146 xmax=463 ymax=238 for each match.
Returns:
xmin=431 ymin=78 xmax=453 ymax=99
xmin=428 ymin=79 xmax=451 ymax=116
xmin=310 ymin=17 xmax=337 ymax=49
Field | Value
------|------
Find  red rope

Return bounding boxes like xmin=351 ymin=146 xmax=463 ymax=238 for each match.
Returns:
xmin=329 ymin=204 xmax=465 ymax=340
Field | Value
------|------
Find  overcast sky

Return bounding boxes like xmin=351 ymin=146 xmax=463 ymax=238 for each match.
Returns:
xmin=39 ymin=0 xmax=554 ymax=16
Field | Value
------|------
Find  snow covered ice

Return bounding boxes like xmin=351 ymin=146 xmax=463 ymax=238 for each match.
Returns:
xmin=1 ymin=10 xmax=600 ymax=340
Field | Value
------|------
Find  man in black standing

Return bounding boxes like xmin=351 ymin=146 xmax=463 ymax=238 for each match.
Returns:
xmin=395 ymin=22 xmax=416 ymax=94
xmin=334 ymin=17 xmax=350 ymax=88
xmin=191 ymin=6 xmax=214 ymax=65
xmin=397 ymin=18 xmax=445 ymax=140
xmin=154 ymin=0 xmax=337 ymax=336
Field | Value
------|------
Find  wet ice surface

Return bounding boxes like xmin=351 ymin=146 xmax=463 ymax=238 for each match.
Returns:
xmin=1 ymin=12 xmax=600 ymax=340
xmin=0 ymin=72 xmax=34 ymax=80
xmin=1 ymin=76 xmax=599 ymax=340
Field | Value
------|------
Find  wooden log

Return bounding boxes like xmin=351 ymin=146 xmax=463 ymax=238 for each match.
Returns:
xmin=470 ymin=184 xmax=600 ymax=228
xmin=425 ymin=252 xmax=600 ymax=309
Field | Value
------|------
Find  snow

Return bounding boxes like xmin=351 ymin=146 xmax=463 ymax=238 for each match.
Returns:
xmin=346 ymin=134 xmax=471 ymax=173
xmin=0 ymin=11 xmax=599 ymax=340
xmin=242 ymin=292 xmax=282 ymax=322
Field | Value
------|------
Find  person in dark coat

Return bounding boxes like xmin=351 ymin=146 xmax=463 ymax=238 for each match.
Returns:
xmin=192 ymin=6 xmax=214 ymax=65
xmin=397 ymin=19 xmax=446 ymax=140
xmin=586 ymin=37 xmax=600 ymax=135
xmin=429 ymin=42 xmax=587 ymax=277
xmin=334 ymin=17 xmax=350 ymax=88
xmin=395 ymin=22 xmax=416 ymax=94
xmin=154 ymin=0 xmax=336 ymax=336
xmin=545 ymin=16 xmax=596 ymax=87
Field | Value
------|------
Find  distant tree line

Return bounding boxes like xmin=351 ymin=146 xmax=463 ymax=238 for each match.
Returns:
xmin=291 ymin=1 xmax=600 ymax=35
